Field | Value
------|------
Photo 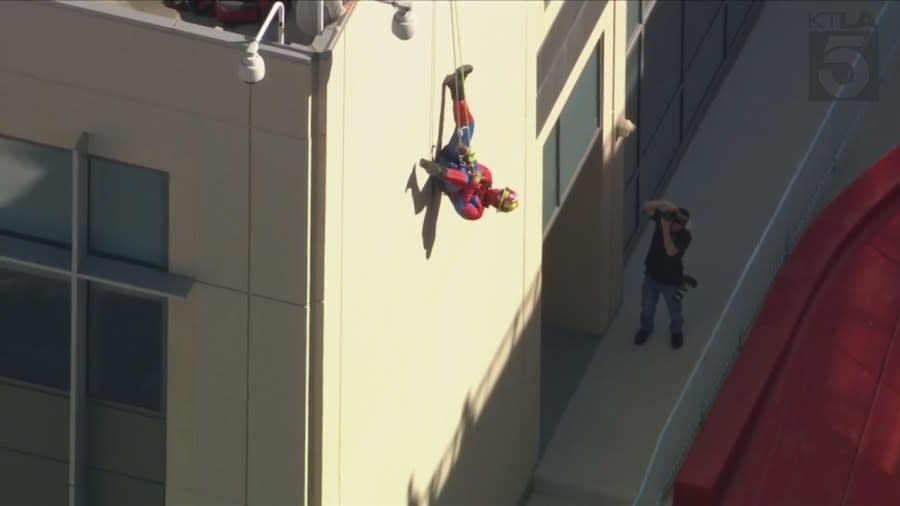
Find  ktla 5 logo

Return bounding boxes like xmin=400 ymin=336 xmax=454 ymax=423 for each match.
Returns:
xmin=808 ymin=10 xmax=879 ymax=101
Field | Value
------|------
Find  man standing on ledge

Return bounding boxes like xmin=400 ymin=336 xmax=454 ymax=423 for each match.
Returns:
xmin=635 ymin=200 xmax=692 ymax=349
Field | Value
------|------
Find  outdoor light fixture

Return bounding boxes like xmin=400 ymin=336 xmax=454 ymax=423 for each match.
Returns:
xmin=617 ymin=117 xmax=637 ymax=140
xmin=238 ymin=1 xmax=286 ymax=84
xmin=373 ymin=0 xmax=416 ymax=41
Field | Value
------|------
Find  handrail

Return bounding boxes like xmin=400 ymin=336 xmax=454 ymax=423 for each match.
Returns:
xmin=632 ymin=2 xmax=900 ymax=504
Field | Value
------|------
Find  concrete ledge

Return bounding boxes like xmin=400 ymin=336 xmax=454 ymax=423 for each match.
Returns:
xmin=78 ymin=254 xmax=193 ymax=299
xmin=673 ymin=145 xmax=900 ymax=506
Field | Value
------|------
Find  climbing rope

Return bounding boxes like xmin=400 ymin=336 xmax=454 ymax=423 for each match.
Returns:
xmin=449 ymin=0 xmax=471 ymax=164
xmin=450 ymin=1 xmax=464 ymax=106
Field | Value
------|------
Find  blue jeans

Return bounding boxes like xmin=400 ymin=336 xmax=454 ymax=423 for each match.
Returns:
xmin=640 ymin=275 xmax=683 ymax=334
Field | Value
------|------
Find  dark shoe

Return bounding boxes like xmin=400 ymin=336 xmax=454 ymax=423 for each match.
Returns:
xmin=634 ymin=330 xmax=650 ymax=346
xmin=671 ymin=333 xmax=683 ymax=349
xmin=443 ymin=64 xmax=474 ymax=100
xmin=443 ymin=64 xmax=474 ymax=88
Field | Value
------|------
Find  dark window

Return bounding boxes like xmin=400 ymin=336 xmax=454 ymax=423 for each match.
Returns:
xmin=683 ymin=0 xmax=723 ymax=71
xmin=625 ymin=39 xmax=641 ymax=183
xmin=640 ymin=0 xmax=683 ymax=152
xmin=726 ymin=0 xmax=754 ymax=47
xmin=88 ymin=283 xmax=164 ymax=411
xmin=89 ymin=158 xmax=168 ymax=269
xmin=543 ymin=40 xmax=604 ymax=232
xmin=0 ymin=136 xmax=72 ymax=246
xmin=626 ymin=0 xmax=642 ymax=43
xmin=558 ymin=44 xmax=602 ymax=200
xmin=624 ymin=172 xmax=640 ymax=247
xmin=0 ymin=267 xmax=70 ymax=390
xmin=543 ymin=124 xmax=559 ymax=229
xmin=684 ymin=7 xmax=726 ymax=131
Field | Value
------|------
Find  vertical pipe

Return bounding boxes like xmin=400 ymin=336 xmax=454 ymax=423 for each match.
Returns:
xmin=317 ymin=0 xmax=324 ymax=35
xmin=68 ymin=133 xmax=89 ymax=506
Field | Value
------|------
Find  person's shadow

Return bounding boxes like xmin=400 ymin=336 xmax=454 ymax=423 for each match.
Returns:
xmin=406 ymin=164 xmax=442 ymax=259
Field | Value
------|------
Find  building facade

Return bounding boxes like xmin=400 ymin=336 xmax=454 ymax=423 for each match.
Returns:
xmin=0 ymin=1 xmax=758 ymax=505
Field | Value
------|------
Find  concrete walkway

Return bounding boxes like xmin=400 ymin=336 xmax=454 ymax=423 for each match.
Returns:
xmin=529 ymin=1 xmax=898 ymax=504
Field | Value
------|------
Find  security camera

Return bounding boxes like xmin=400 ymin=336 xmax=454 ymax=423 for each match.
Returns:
xmin=239 ymin=41 xmax=266 ymax=84
xmin=391 ymin=2 xmax=416 ymax=40
xmin=616 ymin=117 xmax=636 ymax=140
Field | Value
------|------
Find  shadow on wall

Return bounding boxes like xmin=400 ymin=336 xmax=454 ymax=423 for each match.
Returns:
xmin=406 ymin=81 xmax=457 ymax=260
xmin=406 ymin=273 xmax=541 ymax=506
xmin=406 ymin=165 xmax=442 ymax=259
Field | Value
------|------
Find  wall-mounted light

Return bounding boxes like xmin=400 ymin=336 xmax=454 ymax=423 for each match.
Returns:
xmin=238 ymin=1 xmax=286 ymax=84
xmin=616 ymin=117 xmax=636 ymax=140
xmin=373 ymin=0 xmax=416 ymax=41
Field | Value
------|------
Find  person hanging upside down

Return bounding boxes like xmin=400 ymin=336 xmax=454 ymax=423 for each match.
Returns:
xmin=419 ymin=65 xmax=520 ymax=220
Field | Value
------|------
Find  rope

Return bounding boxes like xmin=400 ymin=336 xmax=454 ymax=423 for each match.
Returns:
xmin=450 ymin=1 xmax=466 ymax=151
xmin=450 ymin=1 xmax=462 ymax=107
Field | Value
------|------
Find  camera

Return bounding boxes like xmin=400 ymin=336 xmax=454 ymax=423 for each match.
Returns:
xmin=658 ymin=208 xmax=687 ymax=224
xmin=673 ymin=275 xmax=698 ymax=303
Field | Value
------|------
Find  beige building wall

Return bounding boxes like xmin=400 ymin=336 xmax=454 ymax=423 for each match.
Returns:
xmin=0 ymin=2 xmax=312 ymax=505
xmin=318 ymin=1 xmax=544 ymax=504
xmin=540 ymin=0 xmax=627 ymax=335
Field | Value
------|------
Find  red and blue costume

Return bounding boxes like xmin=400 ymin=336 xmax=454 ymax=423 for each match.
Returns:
xmin=437 ymin=99 xmax=503 ymax=220
xmin=424 ymin=65 xmax=518 ymax=220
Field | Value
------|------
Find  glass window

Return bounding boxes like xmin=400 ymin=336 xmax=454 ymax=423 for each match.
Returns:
xmin=624 ymin=172 xmax=640 ymax=248
xmin=0 ymin=266 xmax=70 ymax=390
xmin=640 ymin=0 xmax=683 ymax=152
xmin=543 ymin=124 xmax=559 ymax=230
xmin=683 ymin=0 xmax=723 ymax=71
xmin=684 ymin=8 xmax=725 ymax=131
xmin=625 ymin=39 xmax=641 ymax=183
xmin=627 ymin=0 xmax=642 ymax=43
xmin=0 ymin=136 xmax=72 ymax=246
xmin=726 ymin=0 xmax=753 ymax=47
xmin=558 ymin=44 xmax=601 ymax=198
xmin=89 ymin=158 xmax=167 ymax=269
xmin=88 ymin=283 xmax=164 ymax=411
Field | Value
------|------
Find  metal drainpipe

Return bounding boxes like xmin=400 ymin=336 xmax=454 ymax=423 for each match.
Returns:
xmin=317 ymin=0 xmax=324 ymax=35
xmin=306 ymin=37 xmax=328 ymax=506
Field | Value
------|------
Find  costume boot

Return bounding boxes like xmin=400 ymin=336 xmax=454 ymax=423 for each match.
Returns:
xmin=419 ymin=158 xmax=445 ymax=178
xmin=443 ymin=64 xmax=473 ymax=101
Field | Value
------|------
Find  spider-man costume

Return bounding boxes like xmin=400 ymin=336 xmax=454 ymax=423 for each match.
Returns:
xmin=435 ymin=99 xmax=509 ymax=220
xmin=423 ymin=64 xmax=520 ymax=221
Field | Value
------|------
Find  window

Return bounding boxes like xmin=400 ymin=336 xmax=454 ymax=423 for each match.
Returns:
xmin=0 ymin=137 xmax=176 ymax=506
xmin=543 ymin=40 xmax=604 ymax=232
xmin=627 ymin=0 xmax=642 ymax=43
xmin=684 ymin=0 xmax=723 ymax=72
xmin=88 ymin=283 xmax=164 ymax=412
xmin=640 ymin=0 xmax=682 ymax=152
xmin=0 ymin=136 xmax=72 ymax=246
xmin=625 ymin=39 xmax=641 ymax=183
xmin=558 ymin=44 xmax=601 ymax=195
xmin=89 ymin=158 xmax=168 ymax=268
xmin=0 ymin=266 xmax=71 ymax=390
xmin=543 ymin=124 xmax=559 ymax=229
